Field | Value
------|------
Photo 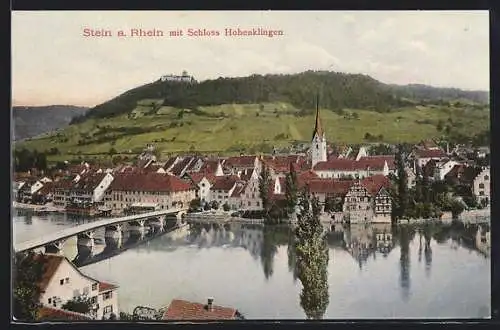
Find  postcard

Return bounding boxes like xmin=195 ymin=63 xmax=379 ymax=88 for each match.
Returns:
xmin=11 ymin=10 xmax=490 ymax=321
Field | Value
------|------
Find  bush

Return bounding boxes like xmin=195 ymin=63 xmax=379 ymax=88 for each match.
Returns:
xmin=222 ymin=203 xmax=230 ymax=212
xmin=210 ymin=201 xmax=219 ymax=210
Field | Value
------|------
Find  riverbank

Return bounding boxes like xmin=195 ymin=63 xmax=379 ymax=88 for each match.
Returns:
xmin=13 ymin=201 xmax=65 ymax=213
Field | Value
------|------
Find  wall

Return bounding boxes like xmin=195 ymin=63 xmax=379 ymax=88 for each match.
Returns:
xmin=39 ymin=258 xmax=99 ymax=315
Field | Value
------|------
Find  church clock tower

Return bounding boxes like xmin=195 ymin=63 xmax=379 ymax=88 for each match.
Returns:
xmin=311 ymin=95 xmax=327 ymax=168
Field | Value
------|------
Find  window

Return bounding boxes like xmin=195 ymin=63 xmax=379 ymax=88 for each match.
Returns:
xmin=484 ymin=175 xmax=489 ymax=180
xmin=248 ymin=201 xmax=251 ymax=206
xmin=90 ymin=296 xmax=98 ymax=304
xmin=479 ymin=183 xmax=485 ymax=189
xmin=65 ymin=277 xmax=69 ymax=284
xmin=48 ymin=298 xmax=52 ymax=304
xmin=92 ymin=283 xmax=98 ymax=291
xmin=103 ymin=291 xmax=113 ymax=300
xmin=103 ymin=305 xmax=113 ymax=314
xmin=60 ymin=279 xmax=64 ymax=285
xmin=479 ymin=191 xmax=485 ymax=196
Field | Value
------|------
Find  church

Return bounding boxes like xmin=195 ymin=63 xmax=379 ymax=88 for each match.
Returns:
xmin=309 ymin=98 xmax=396 ymax=179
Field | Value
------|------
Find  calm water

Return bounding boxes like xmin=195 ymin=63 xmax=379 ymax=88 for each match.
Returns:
xmin=13 ymin=213 xmax=490 ymax=319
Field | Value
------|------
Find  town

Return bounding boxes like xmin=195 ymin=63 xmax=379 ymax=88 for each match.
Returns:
xmin=14 ymin=101 xmax=490 ymax=225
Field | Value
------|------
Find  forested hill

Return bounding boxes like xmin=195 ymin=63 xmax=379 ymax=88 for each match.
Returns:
xmin=14 ymin=105 xmax=88 ymax=140
xmin=387 ymin=84 xmax=489 ymax=104
xmin=79 ymin=71 xmax=489 ymax=121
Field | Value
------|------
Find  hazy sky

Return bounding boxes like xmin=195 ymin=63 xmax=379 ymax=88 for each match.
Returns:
xmin=12 ymin=11 xmax=489 ymax=107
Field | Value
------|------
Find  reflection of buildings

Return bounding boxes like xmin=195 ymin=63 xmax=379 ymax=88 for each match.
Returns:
xmin=342 ymin=223 xmax=394 ymax=269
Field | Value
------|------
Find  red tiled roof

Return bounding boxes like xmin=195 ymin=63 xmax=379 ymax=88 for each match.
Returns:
xmin=163 ymin=299 xmax=237 ymax=320
xmin=72 ymin=173 xmax=107 ymax=192
xmin=33 ymin=254 xmax=64 ymax=292
xmin=198 ymin=159 xmax=221 ymax=175
xmin=37 ymin=307 xmax=92 ymax=321
xmin=360 ymin=174 xmax=391 ymax=195
xmin=414 ymin=149 xmax=447 ymax=158
xmin=188 ymin=173 xmax=217 ymax=185
xmin=223 ymin=156 xmax=257 ymax=168
xmin=301 ymin=179 xmax=353 ymax=195
xmin=239 ymin=169 xmax=255 ymax=182
xmin=109 ymin=173 xmax=193 ymax=192
xmin=358 ymin=156 xmax=395 ymax=170
xmin=163 ymin=157 xmax=179 ymax=170
xmin=211 ymin=175 xmax=240 ymax=191
xmin=36 ymin=182 xmax=55 ymax=195
xmin=230 ymin=182 xmax=246 ymax=198
xmin=169 ymin=157 xmax=194 ymax=176
xmin=99 ymin=281 xmax=118 ymax=293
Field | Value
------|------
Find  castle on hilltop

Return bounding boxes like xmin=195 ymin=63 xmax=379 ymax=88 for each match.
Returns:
xmin=160 ymin=70 xmax=196 ymax=83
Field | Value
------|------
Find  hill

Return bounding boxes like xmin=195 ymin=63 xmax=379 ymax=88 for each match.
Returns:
xmin=74 ymin=71 xmax=488 ymax=124
xmin=15 ymin=71 xmax=489 ymax=162
xmin=16 ymin=101 xmax=489 ymax=163
xmin=13 ymin=105 xmax=88 ymax=141
xmin=387 ymin=84 xmax=489 ymax=104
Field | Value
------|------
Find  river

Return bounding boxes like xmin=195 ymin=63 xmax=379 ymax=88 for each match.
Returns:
xmin=13 ymin=212 xmax=490 ymax=319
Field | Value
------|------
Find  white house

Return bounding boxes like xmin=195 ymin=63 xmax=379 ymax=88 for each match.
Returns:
xmin=34 ymin=253 xmax=118 ymax=320
xmin=433 ymin=160 xmax=460 ymax=181
xmin=411 ymin=148 xmax=448 ymax=170
xmin=104 ymin=172 xmax=195 ymax=214
xmin=472 ymin=166 xmax=490 ymax=204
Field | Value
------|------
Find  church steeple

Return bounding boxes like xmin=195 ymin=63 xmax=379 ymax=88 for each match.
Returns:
xmin=312 ymin=93 xmax=323 ymax=140
xmin=310 ymin=93 xmax=327 ymax=169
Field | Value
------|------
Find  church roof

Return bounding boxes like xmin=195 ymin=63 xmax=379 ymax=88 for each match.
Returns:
xmin=312 ymin=95 xmax=323 ymax=140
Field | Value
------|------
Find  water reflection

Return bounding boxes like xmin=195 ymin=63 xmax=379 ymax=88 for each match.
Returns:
xmin=14 ymin=214 xmax=491 ymax=318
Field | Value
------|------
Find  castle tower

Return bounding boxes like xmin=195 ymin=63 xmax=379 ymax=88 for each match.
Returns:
xmin=311 ymin=94 xmax=327 ymax=168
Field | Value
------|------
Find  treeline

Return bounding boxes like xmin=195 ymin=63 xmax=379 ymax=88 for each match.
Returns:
xmin=13 ymin=148 xmax=48 ymax=172
xmin=388 ymin=84 xmax=489 ymax=104
xmin=80 ymin=71 xmax=413 ymax=120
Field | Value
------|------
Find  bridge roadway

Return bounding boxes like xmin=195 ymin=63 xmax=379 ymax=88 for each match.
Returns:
xmin=14 ymin=208 xmax=186 ymax=253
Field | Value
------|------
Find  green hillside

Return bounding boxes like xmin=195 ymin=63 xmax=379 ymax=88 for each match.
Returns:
xmin=16 ymin=100 xmax=490 ymax=163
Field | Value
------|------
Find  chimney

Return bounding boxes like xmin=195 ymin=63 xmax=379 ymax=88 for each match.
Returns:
xmin=207 ymin=298 xmax=214 ymax=311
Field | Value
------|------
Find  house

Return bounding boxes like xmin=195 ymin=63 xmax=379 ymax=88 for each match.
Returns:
xmin=198 ymin=159 xmax=224 ymax=177
xmin=313 ymin=157 xmax=391 ymax=179
xmin=162 ymin=298 xmax=242 ymax=320
xmin=34 ymin=253 xmax=118 ymax=320
xmin=362 ymin=175 xmax=392 ymax=223
xmin=32 ymin=181 xmax=55 ymax=204
xmin=104 ymin=172 xmax=195 ymax=215
xmin=187 ymin=173 xmax=217 ymax=204
xmin=222 ymin=156 xmax=260 ymax=176
xmin=64 ymin=173 xmax=114 ymax=213
xmin=239 ymin=169 xmax=262 ymax=210
xmin=410 ymin=148 xmax=448 ymax=170
xmin=17 ymin=179 xmax=44 ymax=203
xmin=37 ymin=306 xmax=93 ymax=321
xmin=433 ymin=160 xmax=461 ymax=181
xmin=208 ymin=175 xmax=241 ymax=208
xmin=472 ymin=167 xmax=490 ymax=205
xmin=228 ymin=181 xmax=246 ymax=210
xmin=342 ymin=175 xmax=392 ymax=224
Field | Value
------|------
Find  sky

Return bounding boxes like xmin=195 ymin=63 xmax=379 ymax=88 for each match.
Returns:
xmin=12 ymin=11 xmax=489 ymax=107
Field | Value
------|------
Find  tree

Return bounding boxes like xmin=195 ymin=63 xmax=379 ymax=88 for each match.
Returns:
xmin=324 ymin=196 xmax=335 ymax=213
xmin=284 ymin=162 xmax=298 ymax=216
xmin=258 ymin=165 xmax=272 ymax=218
xmin=61 ymin=295 xmax=92 ymax=315
xmin=294 ymin=189 xmax=329 ymax=319
xmin=222 ymin=202 xmax=230 ymax=212
xmin=395 ymin=144 xmax=409 ymax=219
xmin=450 ymin=199 xmax=465 ymax=219
xmin=189 ymin=198 xmax=201 ymax=211
xmin=13 ymin=251 xmax=44 ymax=321
xmin=203 ymin=202 xmax=211 ymax=211
xmin=210 ymin=200 xmax=219 ymax=210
